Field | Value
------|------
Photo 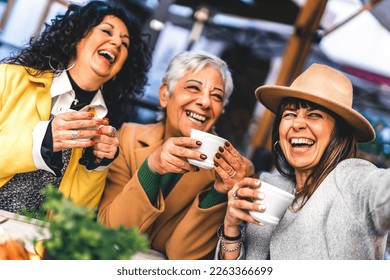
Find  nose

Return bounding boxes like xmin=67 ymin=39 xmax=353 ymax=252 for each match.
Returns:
xmin=111 ymin=36 xmax=122 ymax=49
xmin=292 ymin=116 xmax=307 ymax=130
xmin=195 ymin=92 xmax=211 ymax=108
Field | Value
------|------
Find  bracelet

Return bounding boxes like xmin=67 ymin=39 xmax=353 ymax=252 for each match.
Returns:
xmin=217 ymin=224 xmax=242 ymax=241
xmin=220 ymin=240 xmax=241 ymax=252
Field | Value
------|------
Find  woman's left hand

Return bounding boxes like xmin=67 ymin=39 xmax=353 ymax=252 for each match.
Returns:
xmin=91 ymin=125 xmax=119 ymax=162
xmin=213 ymin=141 xmax=247 ymax=193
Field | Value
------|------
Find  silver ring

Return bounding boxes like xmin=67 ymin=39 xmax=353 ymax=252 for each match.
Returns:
xmin=230 ymin=169 xmax=237 ymax=178
xmin=71 ymin=130 xmax=77 ymax=140
xmin=110 ymin=126 xmax=118 ymax=137
xmin=232 ymin=187 xmax=239 ymax=200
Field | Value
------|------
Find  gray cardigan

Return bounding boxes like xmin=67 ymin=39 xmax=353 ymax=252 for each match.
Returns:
xmin=217 ymin=158 xmax=390 ymax=259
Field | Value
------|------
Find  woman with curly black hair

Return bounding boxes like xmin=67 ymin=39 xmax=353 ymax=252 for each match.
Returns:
xmin=0 ymin=0 xmax=151 ymax=215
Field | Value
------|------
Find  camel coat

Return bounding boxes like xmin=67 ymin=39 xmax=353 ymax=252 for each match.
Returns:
xmin=98 ymin=122 xmax=253 ymax=259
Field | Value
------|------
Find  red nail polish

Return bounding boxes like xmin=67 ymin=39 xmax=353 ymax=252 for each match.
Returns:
xmin=196 ymin=141 xmax=202 ymax=146
xmin=96 ymin=120 xmax=104 ymax=125
xmin=90 ymin=141 xmax=96 ymax=145
xmin=224 ymin=141 xmax=231 ymax=147
xmin=89 ymin=113 xmax=95 ymax=118
xmin=214 ymin=162 xmax=219 ymax=167
xmin=200 ymin=154 xmax=207 ymax=160
xmin=218 ymin=146 xmax=224 ymax=153
xmin=96 ymin=130 xmax=103 ymax=134
xmin=215 ymin=153 xmax=221 ymax=159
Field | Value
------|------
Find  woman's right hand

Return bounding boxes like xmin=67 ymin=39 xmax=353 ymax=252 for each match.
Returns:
xmin=224 ymin=178 xmax=265 ymax=234
xmin=148 ymin=136 xmax=206 ymax=175
xmin=51 ymin=111 xmax=108 ymax=152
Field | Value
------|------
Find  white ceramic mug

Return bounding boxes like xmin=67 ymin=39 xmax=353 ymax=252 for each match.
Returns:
xmin=249 ymin=181 xmax=295 ymax=225
xmin=188 ymin=129 xmax=226 ymax=170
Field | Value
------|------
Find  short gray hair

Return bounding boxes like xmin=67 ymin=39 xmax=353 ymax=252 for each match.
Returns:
xmin=162 ymin=50 xmax=233 ymax=107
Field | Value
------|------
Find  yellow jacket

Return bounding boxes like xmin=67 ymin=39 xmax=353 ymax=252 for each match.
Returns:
xmin=0 ymin=64 xmax=107 ymax=208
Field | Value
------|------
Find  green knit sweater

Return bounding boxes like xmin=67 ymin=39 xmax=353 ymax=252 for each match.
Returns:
xmin=138 ymin=157 xmax=227 ymax=208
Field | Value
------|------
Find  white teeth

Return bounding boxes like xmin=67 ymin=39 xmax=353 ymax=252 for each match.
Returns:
xmin=291 ymin=138 xmax=314 ymax=145
xmin=186 ymin=111 xmax=206 ymax=123
xmin=98 ymin=50 xmax=116 ymax=63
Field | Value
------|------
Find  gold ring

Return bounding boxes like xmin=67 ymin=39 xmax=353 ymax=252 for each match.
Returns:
xmin=71 ymin=130 xmax=77 ymax=140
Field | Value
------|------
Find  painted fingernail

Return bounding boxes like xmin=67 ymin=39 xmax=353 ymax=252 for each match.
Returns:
xmin=258 ymin=205 xmax=266 ymax=211
xmin=89 ymin=113 xmax=95 ymax=118
xmin=215 ymin=153 xmax=221 ymax=159
xmin=96 ymin=130 xmax=103 ymax=134
xmin=195 ymin=166 xmax=200 ymax=171
xmin=218 ymin=146 xmax=224 ymax=153
xmin=96 ymin=120 xmax=104 ymax=125
xmin=196 ymin=141 xmax=202 ymax=146
xmin=224 ymin=141 xmax=230 ymax=147
xmin=214 ymin=162 xmax=219 ymax=167
xmin=200 ymin=154 xmax=207 ymax=160
xmin=90 ymin=141 xmax=96 ymax=145
xmin=258 ymin=192 xmax=265 ymax=200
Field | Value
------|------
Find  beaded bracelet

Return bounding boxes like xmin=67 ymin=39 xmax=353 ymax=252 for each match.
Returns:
xmin=220 ymin=240 xmax=241 ymax=252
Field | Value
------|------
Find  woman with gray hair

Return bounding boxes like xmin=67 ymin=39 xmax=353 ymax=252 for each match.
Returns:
xmin=98 ymin=50 xmax=254 ymax=260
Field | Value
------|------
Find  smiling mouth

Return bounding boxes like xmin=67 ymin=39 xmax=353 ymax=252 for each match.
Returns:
xmin=186 ymin=110 xmax=207 ymax=124
xmin=98 ymin=50 xmax=116 ymax=64
xmin=290 ymin=138 xmax=315 ymax=148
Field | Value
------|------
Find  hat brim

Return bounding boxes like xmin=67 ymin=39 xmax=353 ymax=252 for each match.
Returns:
xmin=255 ymin=85 xmax=375 ymax=143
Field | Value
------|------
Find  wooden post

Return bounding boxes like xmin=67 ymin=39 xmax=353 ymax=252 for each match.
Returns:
xmin=0 ymin=0 xmax=16 ymax=31
xmin=249 ymin=0 xmax=329 ymax=157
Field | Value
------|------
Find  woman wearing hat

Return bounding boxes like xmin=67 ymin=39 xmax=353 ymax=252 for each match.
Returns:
xmin=217 ymin=63 xmax=390 ymax=259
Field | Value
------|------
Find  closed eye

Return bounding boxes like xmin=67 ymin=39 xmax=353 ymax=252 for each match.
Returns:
xmin=102 ymin=29 xmax=112 ymax=36
xmin=185 ymin=85 xmax=201 ymax=92
xmin=282 ymin=112 xmax=297 ymax=118
xmin=211 ymin=93 xmax=223 ymax=102
xmin=122 ymin=41 xmax=129 ymax=48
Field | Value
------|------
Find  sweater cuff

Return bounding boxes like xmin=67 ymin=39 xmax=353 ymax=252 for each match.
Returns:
xmin=199 ymin=185 xmax=228 ymax=209
xmin=138 ymin=157 xmax=162 ymax=204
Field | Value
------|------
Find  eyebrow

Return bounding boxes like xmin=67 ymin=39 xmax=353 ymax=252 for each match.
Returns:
xmin=185 ymin=79 xmax=224 ymax=93
xmin=101 ymin=22 xmax=130 ymax=40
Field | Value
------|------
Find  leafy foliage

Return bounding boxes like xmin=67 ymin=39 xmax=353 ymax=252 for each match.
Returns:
xmin=36 ymin=185 xmax=148 ymax=260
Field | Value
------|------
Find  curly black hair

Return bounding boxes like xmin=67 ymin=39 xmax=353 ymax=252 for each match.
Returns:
xmin=1 ymin=0 xmax=151 ymax=128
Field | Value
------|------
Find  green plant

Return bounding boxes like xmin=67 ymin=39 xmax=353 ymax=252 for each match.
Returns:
xmin=35 ymin=185 xmax=148 ymax=260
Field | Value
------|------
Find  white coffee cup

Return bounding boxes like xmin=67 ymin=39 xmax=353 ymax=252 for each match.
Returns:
xmin=188 ymin=129 xmax=226 ymax=170
xmin=249 ymin=181 xmax=295 ymax=225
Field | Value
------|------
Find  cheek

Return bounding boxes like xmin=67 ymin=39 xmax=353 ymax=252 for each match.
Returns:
xmin=212 ymin=103 xmax=223 ymax=116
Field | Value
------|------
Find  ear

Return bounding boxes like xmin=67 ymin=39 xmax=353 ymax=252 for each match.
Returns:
xmin=159 ymin=83 xmax=169 ymax=109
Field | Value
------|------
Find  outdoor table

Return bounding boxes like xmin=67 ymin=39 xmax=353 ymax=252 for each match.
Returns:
xmin=0 ymin=209 xmax=49 ymax=254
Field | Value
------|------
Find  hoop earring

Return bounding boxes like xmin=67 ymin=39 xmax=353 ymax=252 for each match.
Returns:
xmin=273 ymin=141 xmax=280 ymax=153
xmin=48 ymin=60 xmax=76 ymax=72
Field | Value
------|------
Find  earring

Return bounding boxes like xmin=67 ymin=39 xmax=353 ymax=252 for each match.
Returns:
xmin=273 ymin=141 xmax=280 ymax=153
xmin=49 ymin=60 xmax=76 ymax=72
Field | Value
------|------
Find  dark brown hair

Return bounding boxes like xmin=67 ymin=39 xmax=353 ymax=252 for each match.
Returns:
xmin=272 ymin=98 xmax=357 ymax=210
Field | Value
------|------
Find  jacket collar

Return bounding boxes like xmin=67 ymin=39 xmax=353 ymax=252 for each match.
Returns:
xmin=50 ymin=71 xmax=107 ymax=118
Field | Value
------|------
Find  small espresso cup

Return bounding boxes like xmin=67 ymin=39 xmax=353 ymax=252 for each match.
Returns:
xmin=249 ymin=181 xmax=295 ymax=225
xmin=188 ymin=129 xmax=226 ymax=170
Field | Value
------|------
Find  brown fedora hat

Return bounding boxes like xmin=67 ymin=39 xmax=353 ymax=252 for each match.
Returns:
xmin=255 ymin=63 xmax=375 ymax=143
